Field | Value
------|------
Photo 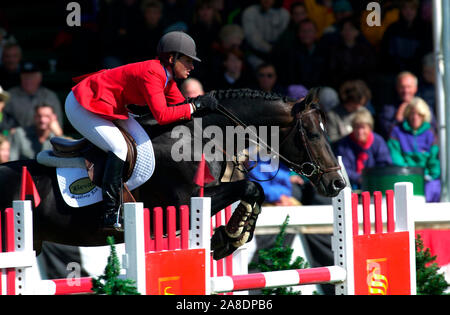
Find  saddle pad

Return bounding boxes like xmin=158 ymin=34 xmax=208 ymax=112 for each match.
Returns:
xmin=116 ymin=116 xmax=155 ymax=191
xmin=56 ymin=167 xmax=103 ymax=208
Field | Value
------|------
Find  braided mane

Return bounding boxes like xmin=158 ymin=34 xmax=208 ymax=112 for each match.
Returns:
xmin=212 ymin=88 xmax=296 ymax=103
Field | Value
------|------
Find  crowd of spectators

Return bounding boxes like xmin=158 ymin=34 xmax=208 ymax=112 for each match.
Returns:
xmin=0 ymin=0 xmax=440 ymax=203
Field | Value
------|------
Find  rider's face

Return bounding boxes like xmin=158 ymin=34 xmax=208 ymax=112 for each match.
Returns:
xmin=173 ymin=55 xmax=194 ymax=79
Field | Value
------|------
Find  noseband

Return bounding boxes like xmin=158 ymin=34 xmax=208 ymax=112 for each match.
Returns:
xmin=291 ymin=108 xmax=341 ymax=181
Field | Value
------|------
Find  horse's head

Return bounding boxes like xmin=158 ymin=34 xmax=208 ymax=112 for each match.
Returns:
xmin=281 ymin=88 xmax=346 ymax=197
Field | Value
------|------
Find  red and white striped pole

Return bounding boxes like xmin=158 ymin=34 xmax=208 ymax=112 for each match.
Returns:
xmin=39 ymin=278 xmax=93 ymax=295
xmin=211 ymin=266 xmax=346 ymax=293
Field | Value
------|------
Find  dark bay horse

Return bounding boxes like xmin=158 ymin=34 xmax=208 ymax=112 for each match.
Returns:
xmin=0 ymin=88 xmax=345 ymax=260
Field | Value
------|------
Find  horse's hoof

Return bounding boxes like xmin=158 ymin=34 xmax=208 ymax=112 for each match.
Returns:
xmin=211 ymin=226 xmax=238 ymax=260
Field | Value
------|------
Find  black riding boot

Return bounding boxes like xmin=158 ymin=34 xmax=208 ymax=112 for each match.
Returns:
xmin=101 ymin=151 xmax=125 ymax=231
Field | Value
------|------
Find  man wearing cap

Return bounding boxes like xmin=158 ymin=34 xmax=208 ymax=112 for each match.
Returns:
xmin=65 ymin=31 xmax=218 ymax=230
xmin=4 ymin=61 xmax=64 ymax=129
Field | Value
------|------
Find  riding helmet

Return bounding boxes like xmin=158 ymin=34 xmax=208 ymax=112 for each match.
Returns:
xmin=157 ymin=31 xmax=201 ymax=62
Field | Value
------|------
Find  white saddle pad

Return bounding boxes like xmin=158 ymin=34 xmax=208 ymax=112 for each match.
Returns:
xmin=43 ymin=117 xmax=155 ymax=208
xmin=56 ymin=167 xmax=103 ymax=208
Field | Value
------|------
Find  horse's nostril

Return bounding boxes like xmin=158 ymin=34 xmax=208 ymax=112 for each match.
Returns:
xmin=333 ymin=178 xmax=346 ymax=190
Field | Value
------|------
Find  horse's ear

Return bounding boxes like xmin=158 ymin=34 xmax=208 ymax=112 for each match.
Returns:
xmin=304 ymin=87 xmax=321 ymax=108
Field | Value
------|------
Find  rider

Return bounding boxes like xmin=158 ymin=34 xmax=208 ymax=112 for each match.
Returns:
xmin=65 ymin=31 xmax=218 ymax=230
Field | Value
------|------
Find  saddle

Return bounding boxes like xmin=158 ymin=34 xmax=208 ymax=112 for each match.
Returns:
xmin=50 ymin=121 xmax=137 ymax=202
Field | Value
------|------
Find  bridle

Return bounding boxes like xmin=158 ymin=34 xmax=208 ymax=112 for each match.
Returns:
xmin=293 ymin=107 xmax=341 ymax=181
xmin=215 ymin=103 xmax=341 ymax=183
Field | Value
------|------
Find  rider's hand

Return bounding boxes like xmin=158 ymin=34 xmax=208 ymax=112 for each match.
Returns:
xmin=49 ymin=113 xmax=63 ymax=137
xmin=190 ymin=94 xmax=218 ymax=115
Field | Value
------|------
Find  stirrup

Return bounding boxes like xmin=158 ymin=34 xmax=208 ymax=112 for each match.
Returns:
xmin=112 ymin=204 xmax=124 ymax=231
xmin=103 ymin=204 xmax=124 ymax=232
xmin=113 ymin=211 xmax=123 ymax=231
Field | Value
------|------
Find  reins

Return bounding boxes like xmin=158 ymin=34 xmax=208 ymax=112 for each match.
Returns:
xmin=215 ymin=103 xmax=341 ymax=182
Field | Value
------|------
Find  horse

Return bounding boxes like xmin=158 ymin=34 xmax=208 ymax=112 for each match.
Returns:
xmin=0 ymin=88 xmax=346 ymax=260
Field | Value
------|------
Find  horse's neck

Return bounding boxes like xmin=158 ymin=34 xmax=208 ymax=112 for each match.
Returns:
xmin=209 ymin=100 xmax=294 ymax=129
xmin=196 ymin=99 xmax=294 ymax=161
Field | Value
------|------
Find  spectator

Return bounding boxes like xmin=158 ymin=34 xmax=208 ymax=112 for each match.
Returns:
xmin=189 ymin=0 xmax=222 ymax=82
xmin=0 ymin=28 xmax=16 ymax=66
xmin=209 ymin=24 xmax=249 ymax=89
xmin=189 ymin=0 xmax=222 ymax=56
xmin=334 ymin=109 xmax=392 ymax=189
xmin=387 ymin=97 xmax=440 ymax=202
xmin=360 ymin=0 xmax=399 ymax=49
xmin=242 ymin=0 xmax=290 ymax=69
xmin=0 ymin=134 xmax=10 ymax=163
xmin=301 ymin=0 xmax=335 ymax=37
xmin=272 ymin=2 xmax=309 ymax=80
xmin=380 ymin=0 xmax=432 ymax=75
xmin=377 ymin=71 xmax=418 ymax=140
xmin=4 ymin=61 xmax=64 ymax=129
xmin=417 ymin=52 xmax=436 ymax=115
xmin=327 ymin=17 xmax=377 ymax=89
xmin=249 ymin=155 xmax=300 ymax=206
xmin=213 ymin=24 xmax=245 ymax=53
xmin=322 ymin=0 xmax=354 ymax=43
xmin=180 ymin=78 xmax=204 ymax=98
xmin=99 ymin=0 xmax=143 ymax=67
xmin=0 ymin=42 xmax=22 ymax=89
xmin=0 ymin=85 xmax=16 ymax=136
xmin=286 ymin=84 xmax=308 ymax=101
xmin=133 ymin=0 xmax=165 ymax=61
xmin=318 ymin=86 xmax=339 ymax=112
xmin=212 ymin=48 xmax=253 ymax=90
xmin=284 ymin=19 xmax=327 ymax=88
xmin=9 ymin=104 xmax=63 ymax=161
xmin=254 ymin=63 xmax=285 ymax=95
xmin=161 ymin=0 xmax=194 ymax=30
xmin=275 ymin=2 xmax=309 ymax=53
xmin=326 ymin=80 xmax=371 ymax=143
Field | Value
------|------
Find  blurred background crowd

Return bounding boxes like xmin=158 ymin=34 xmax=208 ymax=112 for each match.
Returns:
xmin=0 ymin=0 xmax=440 ymax=205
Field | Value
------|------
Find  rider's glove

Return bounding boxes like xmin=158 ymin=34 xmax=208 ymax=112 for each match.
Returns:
xmin=189 ymin=94 xmax=218 ymax=116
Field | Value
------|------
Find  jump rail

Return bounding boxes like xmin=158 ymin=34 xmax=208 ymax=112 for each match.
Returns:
xmin=0 ymin=183 xmax=416 ymax=295
xmin=123 ymin=182 xmax=416 ymax=295
xmin=0 ymin=198 xmax=242 ymax=295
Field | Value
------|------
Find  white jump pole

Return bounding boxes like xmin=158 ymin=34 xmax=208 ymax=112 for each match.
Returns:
xmin=332 ymin=187 xmax=355 ymax=295
xmin=123 ymin=202 xmax=146 ymax=295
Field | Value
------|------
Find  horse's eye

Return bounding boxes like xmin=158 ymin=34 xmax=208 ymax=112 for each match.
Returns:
xmin=305 ymin=129 xmax=320 ymax=140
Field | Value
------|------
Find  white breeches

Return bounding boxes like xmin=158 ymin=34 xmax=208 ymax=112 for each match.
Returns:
xmin=65 ymin=91 xmax=156 ymax=190
xmin=65 ymin=91 xmax=132 ymax=161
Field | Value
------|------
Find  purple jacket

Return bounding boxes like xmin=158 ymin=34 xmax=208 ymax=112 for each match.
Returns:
xmin=334 ymin=132 xmax=392 ymax=188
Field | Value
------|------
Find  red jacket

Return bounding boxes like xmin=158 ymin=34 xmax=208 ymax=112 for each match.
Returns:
xmin=71 ymin=60 xmax=191 ymax=124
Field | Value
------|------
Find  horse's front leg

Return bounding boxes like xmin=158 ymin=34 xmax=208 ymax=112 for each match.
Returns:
xmin=204 ymin=180 xmax=265 ymax=260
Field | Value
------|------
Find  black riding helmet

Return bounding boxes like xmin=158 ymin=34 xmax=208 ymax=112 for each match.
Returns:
xmin=157 ymin=31 xmax=201 ymax=63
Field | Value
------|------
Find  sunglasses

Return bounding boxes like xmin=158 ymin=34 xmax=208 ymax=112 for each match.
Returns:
xmin=258 ymin=72 xmax=275 ymax=78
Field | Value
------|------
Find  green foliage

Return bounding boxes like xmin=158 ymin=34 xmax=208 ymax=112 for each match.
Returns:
xmin=250 ymin=215 xmax=309 ymax=295
xmin=415 ymin=234 xmax=449 ymax=295
xmin=92 ymin=236 xmax=140 ymax=295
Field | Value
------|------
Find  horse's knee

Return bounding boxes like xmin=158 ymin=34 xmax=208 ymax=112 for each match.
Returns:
xmin=242 ymin=181 xmax=265 ymax=204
